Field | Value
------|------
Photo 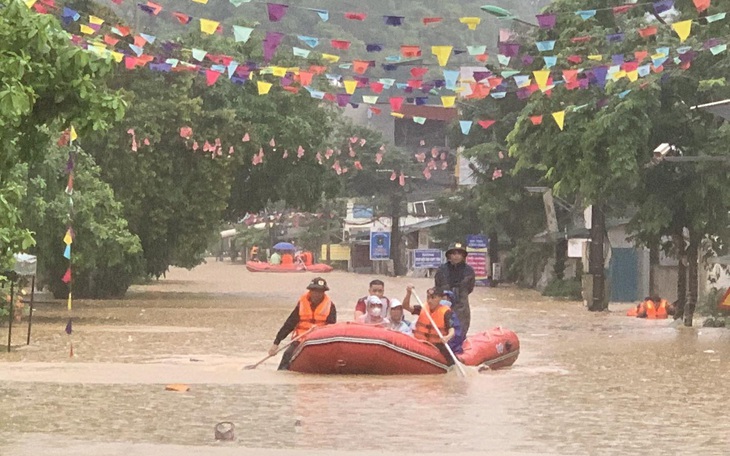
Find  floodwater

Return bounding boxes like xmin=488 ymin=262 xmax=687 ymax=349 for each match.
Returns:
xmin=1 ymin=260 xmax=730 ymax=455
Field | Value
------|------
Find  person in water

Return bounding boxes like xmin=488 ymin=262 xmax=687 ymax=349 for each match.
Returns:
xmin=388 ymin=299 xmax=413 ymax=335
xmin=354 ymin=279 xmax=391 ymax=319
xmin=401 ymin=286 xmax=455 ymax=366
xmin=440 ymin=291 xmax=465 ymax=354
xmin=628 ymin=296 xmax=674 ymax=319
xmin=269 ymin=277 xmax=336 ymax=370
xmin=435 ymin=243 xmax=475 ymax=336
xmin=356 ymin=296 xmax=389 ymax=327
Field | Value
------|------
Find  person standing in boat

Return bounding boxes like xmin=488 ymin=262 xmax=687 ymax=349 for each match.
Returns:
xmin=440 ymin=291 xmax=465 ymax=355
xmin=356 ymin=296 xmax=389 ymax=327
xmin=387 ymin=299 xmax=412 ymax=335
xmin=401 ymin=286 xmax=456 ymax=366
xmin=268 ymin=277 xmax=336 ymax=370
xmin=435 ymin=243 xmax=475 ymax=336
xmin=353 ymin=279 xmax=391 ymax=320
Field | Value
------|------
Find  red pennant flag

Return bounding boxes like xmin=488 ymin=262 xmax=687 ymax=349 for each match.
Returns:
xmin=369 ymin=82 xmax=384 ymax=94
xmin=407 ymin=79 xmax=422 ymax=89
xmin=32 ymin=3 xmax=48 ymax=13
xmin=634 ymin=50 xmax=648 ymax=62
xmin=134 ymin=35 xmax=147 ymax=47
xmin=475 ymin=54 xmax=488 ymax=62
xmin=298 ymin=71 xmax=313 ymax=86
xmin=145 ymin=1 xmax=162 ymax=15
xmin=399 ymin=172 xmax=405 ymax=186
xmin=283 ymin=86 xmax=299 ymax=94
xmin=331 ymin=39 xmax=351 ymax=50
xmin=530 ymin=116 xmax=543 ymax=125
xmin=622 ymin=62 xmax=638 ymax=72
xmin=180 ymin=127 xmax=193 ymax=138
xmin=124 ymin=56 xmax=138 ymax=70
xmin=638 ymin=26 xmax=657 ymax=38
xmin=389 ymin=97 xmax=404 ymax=112
xmin=613 ymin=4 xmax=636 ymax=14
xmin=369 ymin=107 xmax=382 ymax=115
xmin=477 ymin=120 xmax=496 ymax=129
xmin=571 ymin=36 xmax=592 ymax=44
xmin=114 ymin=25 xmax=131 ymax=37
xmin=390 ymin=170 xmax=397 ymax=181
xmin=309 ymin=65 xmax=327 ymax=75
xmin=567 ymin=55 xmax=583 ymax=64
xmin=62 ymin=268 xmax=72 ymax=284
xmin=205 ymin=70 xmax=221 ymax=86
xmin=354 ymin=161 xmax=363 ymax=170
xmin=344 ymin=12 xmax=367 ymax=20
xmin=692 ymin=0 xmax=711 ymax=12
xmin=352 ymin=60 xmax=370 ymax=74
xmin=400 ymin=45 xmax=422 ymax=57
xmin=173 ymin=12 xmax=192 ymax=24
xmin=410 ymin=67 xmax=429 ymax=78
xmin=562 ymin=69 xmax=578 ymax=83
xmin=104 ymin=35 xmax=120 ymax=46
xmin=467 ymin=84 xmax=490 ymax=99
xmin=422 ymin=17 xmax=442 ymax=25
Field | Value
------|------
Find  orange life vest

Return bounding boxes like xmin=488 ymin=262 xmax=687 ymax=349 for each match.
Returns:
xmin=303 ymin=252 xmax=313 ymax=266
xmin=645 ymin=299 xmax=668 ymax=319
xmin=627 ymin=301 xmax=646 ymax=317
xmin=282 ymin=254 xmax=294 ymax=265
xmin=294 ymin=292 xmax=332 ymax=337
xmin=414 ymin=305 xmax=449 ymax=344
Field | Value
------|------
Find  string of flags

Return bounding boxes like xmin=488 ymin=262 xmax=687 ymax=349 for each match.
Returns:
xmin=57 ymin=126 xmax=77 ymax=357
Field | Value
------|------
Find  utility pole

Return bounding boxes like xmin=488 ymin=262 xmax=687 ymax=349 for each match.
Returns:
xmin=588 ymin=204 xmax=608 ymax=311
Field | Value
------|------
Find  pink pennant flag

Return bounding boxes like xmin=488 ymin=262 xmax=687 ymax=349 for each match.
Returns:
xmin=477 ymin=120 xmax=496 ymax=129
xmin=180 ymin=126 xmax=193 ymax=138
xmin=399 ymin=172 xmax=405 ymax=186
xmin=431 ymin=147 xmax=439 ymax=158
xmin=390 ymin=170 xmax=397 ymax=181
xmin=228 ymin=146 xmax=234 ymax=155
xmin=375 ymin=152 xmax=383 ymax=164
xmin=389 ymin=97 xmax=404 ymax=112
xmin=297 ymin=146 xmax=305 ymax=158
xmin=440 ymin=161 xmax=448 ymax=170
xmin=242 ymin=133 xmax=250 ymax=142
xmin=359 ymin=138 xmax=366 ymax=146
xmin=206 ymin=70 xmax=222 ymax=86
xmin=143 ymin=138 xmax=150 ymax=145
xmin=270 ymin=138 xmax=276 ymax=147
xmin=325 ymin=148 xmax=334 ymax=159
xmin=349 ymin=146 xmax=356 ymax=157
xmin=62 ymin=268 xmax=72 ymax=284
xmin=354 ymin=161 xmax=363 ymax=170
xmin=349 ymin=137 xmax=359 ymax=144
xmin=415 ymin=152 xmax=426 ymax=163
xmin=316 ymin=152 xmax=323 ymax=164
xmin=282 ymin=150 xmax=288 ymax=158
xmin=192 ymin=141 xmax=199 ymax=151
xmin=423 ymin=167 xmax=432 ymax=180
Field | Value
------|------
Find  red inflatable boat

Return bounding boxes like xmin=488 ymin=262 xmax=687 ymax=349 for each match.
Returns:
xmin=245 ymin=261 xmax=333 ymax=273
xmin=288 ymin=323 xmax=519 ymax=375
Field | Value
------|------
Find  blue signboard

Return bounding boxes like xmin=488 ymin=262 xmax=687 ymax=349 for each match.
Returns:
xmin=466 ymin=234 xmax=489 ymax=249
xmin=370 ymin=231 xmax=391 ymax=260
xmin=414 ymin=249 xmax=444 ymax=269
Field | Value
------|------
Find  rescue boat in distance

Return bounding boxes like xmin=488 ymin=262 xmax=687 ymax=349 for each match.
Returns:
xmin=245 ymin=261 xmax=334 ymax=273
xmin=287 ymin=323 xmax=519 ymax=375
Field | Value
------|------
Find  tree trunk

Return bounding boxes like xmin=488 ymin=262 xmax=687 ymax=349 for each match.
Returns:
xmin=588 ymin=205 xmax=607 ymax=311
xmin=555 ymin=239 xmax=567 ymax=280
xmin=390 ymin=194 xmax=404 ymax=276
xmin=684 ymin=231 xmax=700 ymax=327
xmin=673 ymin=232 xmax=687 ymax=321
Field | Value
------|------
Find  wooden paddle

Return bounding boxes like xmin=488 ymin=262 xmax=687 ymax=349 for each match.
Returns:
xmin=243 ymin=326 xmax=316 ymax=370
xmin=413 ymin=292 xmax=467 ymax=377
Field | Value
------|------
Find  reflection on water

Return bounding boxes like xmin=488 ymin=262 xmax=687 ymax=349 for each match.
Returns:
xmin=1 ymin=262 xmax=730 ymax=455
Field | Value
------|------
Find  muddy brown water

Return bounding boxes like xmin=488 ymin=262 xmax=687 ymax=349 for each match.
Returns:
xmin=1 ymin=260 xmax=730 ymax=455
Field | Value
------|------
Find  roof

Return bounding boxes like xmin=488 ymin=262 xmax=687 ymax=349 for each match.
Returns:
xmin=401 ymin=217 xmax=449 ymax=234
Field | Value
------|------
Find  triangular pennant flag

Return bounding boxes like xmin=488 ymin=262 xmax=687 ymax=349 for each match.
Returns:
xmin=344 ymin=12 xmax=367 ymax=20
xmin=384 ymin=15 xmax=404 ymax=26
xmin=362 ymin=95 xmax=379 ymax=104
xmin=199 ymin=18 xmax=219 ymax=34
xmin=62 ymin=268 xmax=72 ymax=284
xmin=459 ymin=120 xmax=473 ymax=135
xmin=63 ymin=229 xmax=73 ymax=245
xmin=638 ymin=26 xmax=658 ymax=38
xmin=441 ymin=96 xmax=456 ymax=108
xmin=267 ymin=3 xmax=288 ymax=22
xmin=552 ymin=111 xmax=565 ymax=130
xmin=706 ymin=12 xmax=726 ymax=22
xmin=477 ymin=120 xmax=495 ymax=129
xmin=312 ymin=9 xmax=328 ymax=21
xmin=331 ymin=39 xmax=351 ymax=50
xmin=423 ymin=17 xmax=442 ymax=25
xmin=533 ymin=70 xmax=550 ymax=90
xmin=63 ymin=244 xmax=71 ymax=259
xmin=232 ymin=25 xmax=254 ymax=43
xmin=206 ymin=70 xmax=222 ymax=86
xmin=79 ymin=24 xmax=95 ymax=34
xmin=576 ymin=10 xmax=596 ymax=20
xmin=459 ymin=17 xmax=481 ymax=30
xmin=413 ymin=116 xmax=426 ymax=124
xmin=343 ymin=80 xmax=358 ymax=94
xmin=173 ymin=12 xmax=192 ymax=24
xmin=692 ymin=0 xmax=710 ymax=12
xmin=530 ymin=115 xmax=543 ymax=125
xmin=257 ymin=81 xmax=273 ymax=95
xmin=431 ymin=46 xmax=453 ymax=66
xmin=298 ymin=36 xmax=319 ymax=48
xmin=536 ymin=13 xmax=556 ymax=29
xmin=389 ymin=97 xmax=404 ymax=112
xmin=69 ymin=126 xmax=78 ymax=142
xmin=671 ymin=20 xmax=692 ymax=43
xmin=467 ymin=45 xmax=486 ymax=56
xmin=536 ymin=40 xmax=556 ymax=52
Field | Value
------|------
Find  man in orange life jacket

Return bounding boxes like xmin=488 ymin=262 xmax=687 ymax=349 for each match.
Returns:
xmin=628 ymin=296 xmax=674 ymax=319
xmin=401 ymin=286 xmax=456 ymax=366
xmin=268 ymin=277 xmax=337 ymax=370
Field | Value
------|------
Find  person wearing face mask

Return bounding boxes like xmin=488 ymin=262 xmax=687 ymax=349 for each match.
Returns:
xmin=268 ymin=277 xmax=337 ymax=370
xmin=387 ymin=299 xmax=413 ymax=335
xmin=354 ymin=279 xmax=391 ymax=320
xmin=356 ymin=296 xmax=389 ymax=327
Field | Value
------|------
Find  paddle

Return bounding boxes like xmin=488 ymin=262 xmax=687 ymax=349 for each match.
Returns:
xmin=243 ymin=326 xmax=316 ymax=370
xmin=413 ymin=292 xmax=467 ymax=377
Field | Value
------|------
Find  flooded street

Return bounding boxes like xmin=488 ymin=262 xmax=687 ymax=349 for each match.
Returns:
xmin=1 ymin=260 xmax=730 ymax=455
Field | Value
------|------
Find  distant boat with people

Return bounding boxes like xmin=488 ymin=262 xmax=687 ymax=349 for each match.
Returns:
xmin=245 ymin=261 xmax=334 ymax=273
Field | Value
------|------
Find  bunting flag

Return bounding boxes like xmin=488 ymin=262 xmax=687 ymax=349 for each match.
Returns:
xmin=232 ymin=25 xmax=254 ymax=43
xmin=671 ymin=20 xmax=692 ymax=43
xmin=267 ymin=3 xmax=288 ymax=22
xmin=459 ymin=17 xmax=480 ymax=30
xmin=552 ymin=111 xmax=565 ymax=130
xmin=431 ymin=46 xmax=452 ymax=66
xmin=199 ymin=18 xmax=219 ymax=34
xmin=257 ymin=80 xmax=272 ymax=95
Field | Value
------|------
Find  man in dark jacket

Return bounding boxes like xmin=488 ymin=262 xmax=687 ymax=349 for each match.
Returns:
xmin=435 ymin=243 xmax=475 ymax=335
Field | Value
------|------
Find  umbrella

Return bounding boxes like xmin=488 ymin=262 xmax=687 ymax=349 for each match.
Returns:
xmin=273 ymin=242 xmax=296 ymax=250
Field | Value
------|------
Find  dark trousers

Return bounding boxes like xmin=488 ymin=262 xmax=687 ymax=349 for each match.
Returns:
xmin=435 ymin=343 xmax=455 ymax=366
xmin=453 ymin=304 xmax=471 ymax=336
xmin=277 ymin=341 xmax=300 ymax=370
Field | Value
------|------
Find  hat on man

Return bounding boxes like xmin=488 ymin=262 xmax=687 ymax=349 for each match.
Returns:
xmin=390 ymin=298 xmax=403 ymax=308
xmin=446 ymin=242 xmax=468 ymax=257
xmin=366 ymin=295 xmax=383 ymax=306
xmin=307 ymin=277 xmax=329 ymax=291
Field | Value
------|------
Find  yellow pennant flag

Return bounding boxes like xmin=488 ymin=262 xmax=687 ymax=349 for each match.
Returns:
xmin=390 ymin=112 xmax=405 ymax=118
xmin=627 ymin=70 xmax=639 ymax=82
xmin=70 ymin=126 xmax=78 ymax=142
xmin=89 ymin=15 xmax=104 ymax=25
xmin=441 ymin=96 xmax=456 ymax=108
xmin=63 ymin=230 xmax=73 ymax=245
xmin=587 ymin=54 xmax=603 ymax=61
xmin=24 ymin=0 xmax=36 ymax=8
xmin=321 ymin=54 xmax=340 ymax=63
xmin=533 ymin=70 xmax=550 ymax=90
xmin=552 ymin=111 xmax=565 ymax=131
xmin=79 ymin=24 xmax=95 ymax=35
xmin=611 ymin=70 xmax=626 ymax=81
xmin=257 ymin=81 xmax=272 ymax=95
xmin=271 ymin=66 xmax=287 ymax=77
xmin=343 ymin=80 xmax=358 ymax=95
xmin=672 ymin=20 xmax=692 ymax=43
xmin=200 ymin=18 xmax=219 ymax=35
xmin=459 ymin=17 xmax=481 ymax=30
xmin=111 ymin=51 xmax=124 ymax=63
xmin=67 ymin=292 xmax=72 ymax=311
xmin=432 ymin=46 xmax=453 ymax=66
xmin=193 ymin=0 xmax=209 ymax=3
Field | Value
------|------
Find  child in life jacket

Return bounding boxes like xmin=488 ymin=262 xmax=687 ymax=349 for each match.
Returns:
xmin=441 ymin=291 xmax=465 ymax=354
